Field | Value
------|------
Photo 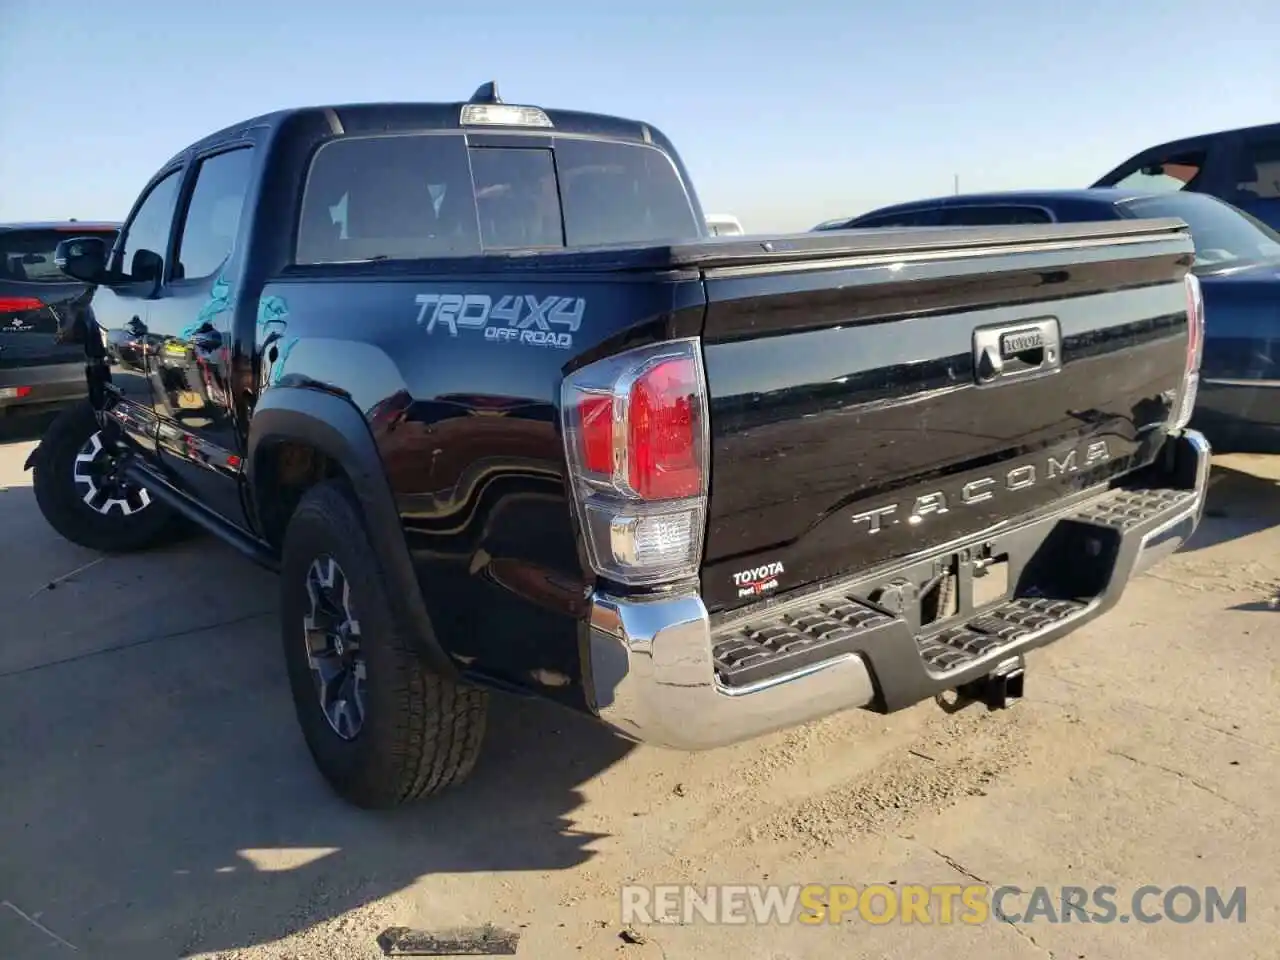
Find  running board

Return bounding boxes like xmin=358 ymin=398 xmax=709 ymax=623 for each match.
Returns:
xmin=121 ymin=459 xmax=280 ymax=571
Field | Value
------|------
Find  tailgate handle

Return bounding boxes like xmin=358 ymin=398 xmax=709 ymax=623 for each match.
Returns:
xmin=973 ymin=318 xmax=1061 ymax=386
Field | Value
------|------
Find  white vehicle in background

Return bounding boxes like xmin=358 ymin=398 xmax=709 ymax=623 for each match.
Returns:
xmin=705 ymin=214 xmax=744 ymax=237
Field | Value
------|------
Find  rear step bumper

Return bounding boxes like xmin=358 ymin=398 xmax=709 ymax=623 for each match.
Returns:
xmin=585 ymin=429 xmax=1210 ymax=750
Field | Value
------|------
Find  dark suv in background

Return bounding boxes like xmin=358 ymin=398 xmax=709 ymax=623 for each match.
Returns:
xmin=1 ymin=221 xmax=119 ymax=416
xmin=1092 ymin=121 xmax=1280 ymax=231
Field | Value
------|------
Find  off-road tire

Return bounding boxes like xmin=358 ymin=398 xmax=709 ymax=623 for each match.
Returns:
xmin=31 ymin=400 xmax=184 ymax=553
xmin=280 ymin=479 xmax=488 ymax=809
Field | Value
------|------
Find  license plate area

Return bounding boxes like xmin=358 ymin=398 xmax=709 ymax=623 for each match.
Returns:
xmin=862 ymin=544 xmax=1014 ymax=634
xmin=973 ymin=555 xmax=1011 ymax=608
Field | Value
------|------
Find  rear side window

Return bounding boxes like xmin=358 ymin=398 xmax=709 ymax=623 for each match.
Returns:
xmin=0 ymin=228 xmax=117 ymax=283
xmin=298 ymin=135 xmax=481 ymax=264
xmin=941 ymin=206 xmax=1053 ymax=226
xmin=295 ymin=132 xmax=700 ymax=264
xmin=1236 ymin=138 xmax=1280 ymax=201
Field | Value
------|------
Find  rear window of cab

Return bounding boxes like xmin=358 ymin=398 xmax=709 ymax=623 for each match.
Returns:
xmin=295 ymin=133 xmax=701 ymax=264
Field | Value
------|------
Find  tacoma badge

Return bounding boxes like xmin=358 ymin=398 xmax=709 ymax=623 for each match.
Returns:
xmin=851 ymin=440 xmax=1111 ymax=534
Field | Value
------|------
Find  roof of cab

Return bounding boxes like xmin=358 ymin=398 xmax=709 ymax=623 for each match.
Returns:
xmin=173 ymin=96 xmax=665 ymax=164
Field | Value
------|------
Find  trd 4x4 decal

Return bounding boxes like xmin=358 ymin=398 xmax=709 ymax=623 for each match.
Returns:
xmin=415 ymin=293 xmax=585 ymax=350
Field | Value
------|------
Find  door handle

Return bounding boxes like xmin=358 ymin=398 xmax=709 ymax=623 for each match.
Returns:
xmin=260 ymin=319 xmax=288 ymax=348
xmin=261 ymin=319 xmax=289 ymax=366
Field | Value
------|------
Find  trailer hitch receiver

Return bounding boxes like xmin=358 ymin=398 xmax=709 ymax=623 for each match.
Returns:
xmin=954 ymin=656 xmax=1026 ymax=711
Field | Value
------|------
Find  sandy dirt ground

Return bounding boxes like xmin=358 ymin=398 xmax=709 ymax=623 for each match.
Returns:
xmin=1 ymin=413 xmax=1277 ymax=959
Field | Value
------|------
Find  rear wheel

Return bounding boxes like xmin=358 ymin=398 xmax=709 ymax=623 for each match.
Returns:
xmin=280 ymin=480 xmax=488 ymax=809
xmin=32 ymin=401 xmax=183 ymax=552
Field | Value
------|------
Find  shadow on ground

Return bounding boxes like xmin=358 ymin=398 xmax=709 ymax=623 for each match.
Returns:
xmin=1182 ymin=461 xmax=1280 ymax=553
xmin=0 ymin=478 xmax=635 ymax=959
xmin=11 ymin=443 xmax=1272 ymax=956
xmin=0 ymin=408 xmax=58 ymax=446
xmin=1229 ymin=597 xmax=1279 ymax=611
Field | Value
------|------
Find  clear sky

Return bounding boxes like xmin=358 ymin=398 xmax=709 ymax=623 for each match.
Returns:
xmin=2 ymin=0 xmax=1276 ymax=233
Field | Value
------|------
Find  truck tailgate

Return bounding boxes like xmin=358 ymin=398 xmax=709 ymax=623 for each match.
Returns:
xmin=696 ymin=222 xmax=1195 ymax=613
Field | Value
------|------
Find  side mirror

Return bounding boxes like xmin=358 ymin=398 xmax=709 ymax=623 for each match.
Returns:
xmin=130 ymin=249 xmax=164 ymax=286
xmin=54 ymin=236 xmax=109 ymax=284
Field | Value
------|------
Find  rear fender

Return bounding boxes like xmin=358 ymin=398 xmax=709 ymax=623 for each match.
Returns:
xmin=246 ymin=385 xmax=457 ymax=678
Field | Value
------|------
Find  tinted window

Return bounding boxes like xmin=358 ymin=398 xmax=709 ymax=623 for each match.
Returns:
xmin=1237 ymin=138 xmax=1280 ymax=201
xmin=175 ymin=148 xmax=254 ymax=280
xmin=119 ymin=171 xmax=182 ymax=282
xmin=296 ymin=134 xmax=700 ymax=264
xmin=298 ymin=134 xmax=481 ymax=264
xmin=1109 ymin=150 xmax=1207 ymax=194
xmin=469 ymin=147 xmax=563 ymax=249
xmin=941 ymin=205 xmax=1053 ymax=226
xmin=850 ymin=210 xmax=937 ymax=228
xmin=0 ymin=228 xmax=116 ymax=283
xmin=1121 ymin=192 xmax=1280 ymax=270
xmin=555 ymin=139 xmax=700 ymax=247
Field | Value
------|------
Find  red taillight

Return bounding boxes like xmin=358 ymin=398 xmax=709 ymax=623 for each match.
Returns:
xmin=0 ymin=296 xmax=45 ymax=313
xmin=562 ymin=339 xmax=708 ymax=586
xmin=627 ymin=359 xmax=700 ymax=500
xmin=578 ymin=394 xmax=615 ymax=475
xmin=0 ymin=387 xmax=33 ymax=400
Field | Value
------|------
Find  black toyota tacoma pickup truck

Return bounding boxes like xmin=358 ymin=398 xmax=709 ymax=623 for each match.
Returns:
xmin=28 ymin=84 xmax=1210 ymax=809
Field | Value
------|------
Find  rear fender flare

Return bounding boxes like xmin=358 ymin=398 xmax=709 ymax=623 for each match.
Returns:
xmin=246 ymin=386 xmax=457 ymax=678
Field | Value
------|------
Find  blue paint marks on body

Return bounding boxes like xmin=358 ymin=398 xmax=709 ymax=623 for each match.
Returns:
xmin=257 ymin=294 xmax=289 ymax=329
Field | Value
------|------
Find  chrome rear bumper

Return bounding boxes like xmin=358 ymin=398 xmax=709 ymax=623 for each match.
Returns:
xmin=585 ymin=430 xmax=1210 ymax=750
